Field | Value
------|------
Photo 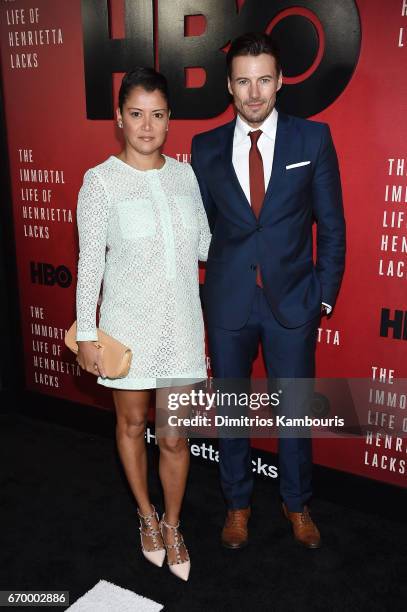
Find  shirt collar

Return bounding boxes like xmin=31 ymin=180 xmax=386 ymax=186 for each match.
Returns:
xmin=234 ymin=108 xmax=278 ymax=145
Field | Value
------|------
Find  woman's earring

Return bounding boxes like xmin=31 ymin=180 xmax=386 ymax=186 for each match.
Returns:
xmin=118 ymin=121 xmax=123 ymax=128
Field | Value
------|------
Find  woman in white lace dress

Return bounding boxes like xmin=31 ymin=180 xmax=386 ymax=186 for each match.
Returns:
xmin=75 ymin=68 xmax=211 ymax=581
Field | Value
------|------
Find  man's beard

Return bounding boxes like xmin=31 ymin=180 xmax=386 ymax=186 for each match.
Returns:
xmin=239 ymin=99 xmax=273 ymax=125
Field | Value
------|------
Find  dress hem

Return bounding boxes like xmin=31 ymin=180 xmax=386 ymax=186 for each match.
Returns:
xmin=96 ymin=373 xmax=207 ymax=390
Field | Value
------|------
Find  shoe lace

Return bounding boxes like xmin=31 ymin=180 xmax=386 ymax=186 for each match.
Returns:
xmin=300 ymin=508 xmax=312 ymax=524
xmin=229 ymin=511 xmax=246 ymax=528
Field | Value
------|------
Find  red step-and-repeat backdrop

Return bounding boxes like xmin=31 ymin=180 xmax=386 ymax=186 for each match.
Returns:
xmin=1 ymin=0 xmax=406 ymax=487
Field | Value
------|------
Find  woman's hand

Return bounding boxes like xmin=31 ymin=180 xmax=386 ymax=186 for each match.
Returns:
xmin=76 ymin=341 xmax=107 ymax=378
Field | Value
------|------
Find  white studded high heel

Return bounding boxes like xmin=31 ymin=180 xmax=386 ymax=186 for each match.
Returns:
xmin=159 ymin=514 xmax=190 ymax=581
xmin=137 ymin=505 xmax=166 ymax=567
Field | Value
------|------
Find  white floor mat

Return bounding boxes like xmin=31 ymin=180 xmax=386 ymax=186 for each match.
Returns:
xmin=66 ymin=579 xmax=163 ymax=611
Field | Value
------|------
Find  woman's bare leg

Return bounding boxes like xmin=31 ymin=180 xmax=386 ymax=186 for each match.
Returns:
xmin=113 ymin=389 xmax=152 ymax=515
xmin=113 ymin=389 xmax=164 ymax=557
xmin=158 ymin=437 xmax=190 ymax=564
xmin=156 ymin=387 xmax=190 ymax=564
xmin=158 ymin=436 xmax=190 ymax=525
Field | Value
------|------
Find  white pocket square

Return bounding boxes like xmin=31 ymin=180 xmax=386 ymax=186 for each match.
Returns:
xmin=286 ymin=161 xmax=311 ymax=169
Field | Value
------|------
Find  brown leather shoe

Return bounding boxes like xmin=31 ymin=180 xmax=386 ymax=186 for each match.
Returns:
xmin=282 ymin=503 xmax=321 ymax=549
xmin=221 ymin=507 xmax=251 ymax=549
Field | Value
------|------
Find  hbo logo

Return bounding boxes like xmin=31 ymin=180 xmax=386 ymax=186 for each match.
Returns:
xmin=30 ymin=262 xmax=72 ymax=288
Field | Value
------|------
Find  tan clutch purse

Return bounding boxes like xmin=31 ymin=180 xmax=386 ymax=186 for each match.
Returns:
xmin=64 ymin=321 xmax=133 ymax=379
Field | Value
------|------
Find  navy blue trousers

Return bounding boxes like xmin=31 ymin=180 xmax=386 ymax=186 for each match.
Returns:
xmin=207 ymin=286 xmax=320 ymax=512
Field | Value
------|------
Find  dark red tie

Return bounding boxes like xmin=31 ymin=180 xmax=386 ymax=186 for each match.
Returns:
xmin=249 ymin=130 xmax=265 ymax=287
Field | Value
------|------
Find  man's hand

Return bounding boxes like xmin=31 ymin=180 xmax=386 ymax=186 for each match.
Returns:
xmin=76 ymin=341 xmax=107 ymax=377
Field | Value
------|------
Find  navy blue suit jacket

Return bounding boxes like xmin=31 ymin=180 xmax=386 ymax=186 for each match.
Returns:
xmin=191 ymin=112 xmax=345 ymax=330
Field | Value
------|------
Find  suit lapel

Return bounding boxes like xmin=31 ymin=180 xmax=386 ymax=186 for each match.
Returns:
xmin=219 ymin=119 xmax=257 ymax=221
xmin=260 ymin=112 xmax=291 ymax=218
xmin=216 ymin=113 xmax=292 ymax=221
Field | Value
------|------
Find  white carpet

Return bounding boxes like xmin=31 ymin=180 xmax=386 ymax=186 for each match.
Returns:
xmin=66 ymin=579 xmax=163 ymax=611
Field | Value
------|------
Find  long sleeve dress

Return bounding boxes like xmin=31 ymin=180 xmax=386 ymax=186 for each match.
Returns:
xmin=75 ymin=154 xmax=211 ymax=389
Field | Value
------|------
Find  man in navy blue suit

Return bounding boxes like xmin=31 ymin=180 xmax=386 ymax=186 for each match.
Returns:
xmin=191 ymin=32 xmax=345 ymax=549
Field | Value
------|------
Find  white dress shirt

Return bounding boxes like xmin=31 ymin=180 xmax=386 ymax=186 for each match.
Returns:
xmin=232 ymin=108 xmax=278 ymax=205
xmin=231 ymin=109 xmax=331 ymax=314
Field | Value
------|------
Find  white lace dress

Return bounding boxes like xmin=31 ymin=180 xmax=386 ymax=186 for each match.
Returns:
xmin=75 ymin=155 xmax=211 ymax=389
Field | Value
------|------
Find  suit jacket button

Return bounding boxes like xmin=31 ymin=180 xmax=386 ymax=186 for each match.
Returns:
xmin=257 ymin=225 xmax=263 ymax=232
xmin=250 ymin=264 xmax=257 ymax=271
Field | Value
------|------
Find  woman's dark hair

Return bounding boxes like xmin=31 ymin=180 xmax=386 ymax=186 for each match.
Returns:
xmin=118 ymin=67 xmax=170 ymax=111
xmin=226 ymin=32 xmax=281 ymax=77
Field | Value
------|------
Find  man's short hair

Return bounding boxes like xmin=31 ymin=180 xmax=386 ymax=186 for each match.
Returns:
xmin=226 ymin=32 xmax=282 ymax=77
